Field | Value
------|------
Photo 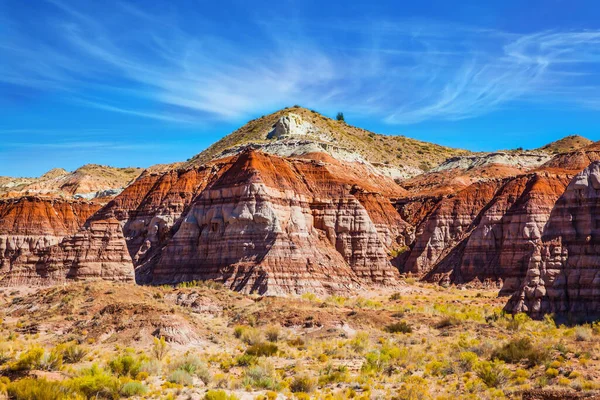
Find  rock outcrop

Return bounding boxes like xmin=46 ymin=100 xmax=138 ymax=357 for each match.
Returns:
xmin=507 ymin=162 xmax=600 ymax=321
xmin=0 ymin=197 xmax=100 ymax=274
xmin=149 ymin=150 xmax=408 ymax=294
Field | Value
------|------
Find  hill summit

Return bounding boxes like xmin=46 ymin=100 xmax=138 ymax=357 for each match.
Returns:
xmin=186 ymin=106 xmax=471 ymax=179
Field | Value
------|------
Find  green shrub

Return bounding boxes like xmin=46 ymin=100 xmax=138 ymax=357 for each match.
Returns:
xmin=10 ymin=347 xmax=44 ymax=371
xmin=236 ymin=354 xmax=258 ymax=366
xmin=243 ymin=360 xmax=280 ymax=390
xmin=435 ymin=316 xmax=462 ymax=329
xmin=152 ymin=336 xmax=169 ymax=360
xmin=241 ymin=328 xmax=262 ymax=346
xmin=475 ymin=360 xmax=509 ymax=388
xmin=290 ymin=375 xmax=316 ymax=393
xmin=396 ymin=376 xmax=431 ymax=400
xmin=458 ymin=351 xmax=478 ymax=372
xmin=139 ymin=359 xmax=162 ymax=376
xmin=389 ymin=292 xmax=403 ymax=301
xmin=246 ymin=343 xmax=278 ymax=357
xmin=575 ymin=325 xmax=592 ymax=342
xmin=68 ymin=364 xmax=120 ymax=399
xmin=385 ymin=321 xmax=413 ymax=334
xmin=8 ymin=378 xmax=71 ymax=400
xmin=61 ymin=343 xmax=87 ymax=364
xmin=167 ymin=369 xmax=193 ymax=386
xmin=265 ymin=325 xmax=280 ymax=342
xmin=318 ymin=364 xmax=348 ymax=385
xmin=491 ymin=337 xmax=549 ymax=366
xmin=38 ymin=349 xmax=63 ymax=371
xmin=507 ymin=313 xmax=531 ymax=331
xmin=205 ymin=389 xmax=239 ymax=400
xmin=120 ymin=381 xmax=147 ymax=397
xmin=108 ymin=354 xmax=141 ymax=378
xmin=170 ymin=353 xmax=211 ymax=384
xmin=233 ymin=325 xmax=246 ymax=339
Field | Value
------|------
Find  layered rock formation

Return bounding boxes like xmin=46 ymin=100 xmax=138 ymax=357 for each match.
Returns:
xmin=507 ymin=162 xmax=600 ymax=321
xmin=1 ymin=165 xmax=143 ymax=200
xmin=0 ymin=197 xmax=131 ymax=284
xmin=3 ymin=107 xmax=600 ymax=319
xmin=149 ymin=150 xmax=409 ymax=294
xmin=0 ymin=197 xmax=100 ymax=273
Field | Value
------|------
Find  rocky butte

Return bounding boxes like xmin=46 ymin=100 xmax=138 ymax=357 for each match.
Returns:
xmin=1 ymin=106 xmax=599 ymax=321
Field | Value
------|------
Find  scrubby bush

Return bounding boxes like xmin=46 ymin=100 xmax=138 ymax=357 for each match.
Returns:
xmin=319 ymin=364 xmax=348 ymax=385
xmin=233 ymin=325 xmax=246 ymax=339
xmin=475 ymin=360 xmax=510 ymax=388
xmin=139 ymin=359 xmax=162 ymax=376
xmin=120 ymin=381 xmax=148 ymax=397
xmin=389 ymin=292 xmax=403 ymax=301
xmin=361 ymin=345 xmax=407 ymax=375
xmin=491 ymin=337 xmax=549 ymax=366
xmin=68 ymin=364 xmax=121 ymax=399
xmin=38 ymin=348 xmax=63 ymax=371
xmin=265 ymin=325 xmax=281 ymax=342
xmin=290 ymin=375 xmax=316 ymax=393
xmin=243 ymin=359 xmax=280 ymax=390
xmin=236 ymin=354 xmax=258 ymax=367
xmin=241 ymin=328 xmax=263 ymax=346
xmin=435 ymin=316 xmax=462 ymax=329
xmin=61 ymin=342 xmax=87 ymax=364
xmin=168 ymin=369 xmax=193 ymax=386
xmin=10 ymin=347 xmax=44 ymax=371
xmin=108 ymin=354 xmax=141 ymax=378
xmin=246 ymin=343 xmax=278 ymax=357
xmin=458 ymin=351 xmax=478 ymax=372
xmin=170 ymin=353 xmax=211 ymax=384
xmin=205 ymin=389 xmax=239 ymax=400
xmin=385 ymin=321 xmax=413 ymax=334
xmin=152 ymin=336 xmax=169 ymax=360
xmin=396 ymin=376 xmax=431 ymax=400
xmin=575 ymin=325 xmax=592 ymax=342
xmin=507 ymin=313 xmax=531 ymax=331
xmin=8 ymin=378 xmax=71 ymax=400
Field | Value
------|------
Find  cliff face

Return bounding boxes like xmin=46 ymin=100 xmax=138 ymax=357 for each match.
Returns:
xmin=150 ymin=150 xmax=408 ymax=294
xmin=0 ymin=149 xmax=408 ymax=294
xmin=0 ymin=197 xmax=133 ymax=285
xmin=420 ymin=174 xmax=570 ymax=292
xmin=507 ymin=162 xmax=600 ymax=321
xmin=0 ymin=197 xmax=100 ymax=273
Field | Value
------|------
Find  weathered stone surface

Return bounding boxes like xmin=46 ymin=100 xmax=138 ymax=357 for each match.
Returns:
xmin=507 ymin=162 xmax=600 ymax=320
xmin=423 ymin=173 xmax=570 ymax=292
xmin=0 ymin=197 xmax=100 ymax=280
xmin=150 ymin=150 xmax=407 ymax=295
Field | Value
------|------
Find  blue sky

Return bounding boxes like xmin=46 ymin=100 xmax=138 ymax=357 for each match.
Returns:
xmin=1 ymin=0 xmax=600 ymax=177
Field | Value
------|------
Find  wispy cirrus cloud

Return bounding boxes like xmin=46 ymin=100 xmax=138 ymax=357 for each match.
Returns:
xmin=1 ymin=1 xmax=600 ymax=125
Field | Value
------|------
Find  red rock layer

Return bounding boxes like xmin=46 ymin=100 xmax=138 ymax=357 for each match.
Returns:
xmin=0 ymin=197 xmax=100 ymax=277
xmin=95 ymin=165 xmax=223 ymax=268
xmin=423 ymin=173 xmax=570 ymax=293
xmin=507 ymin=162 xmax=600 ymax=321
xmin=2 ymin=218 xmax=134 ymax=285
xmin=400 ymin=180 xmax=501 ymax=276
xmin=149 ymin=150 xmax=407 ymax=294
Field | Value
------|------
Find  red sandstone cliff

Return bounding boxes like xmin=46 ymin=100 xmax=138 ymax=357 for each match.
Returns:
xmin=0 ymin=197 xmax=132 ymax=284
xmin=507 ymin=162 xmax=600 ymax=321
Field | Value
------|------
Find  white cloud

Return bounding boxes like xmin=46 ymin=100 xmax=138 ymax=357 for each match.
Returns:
xmin=0 ymin=2 xmax=599 ymax=125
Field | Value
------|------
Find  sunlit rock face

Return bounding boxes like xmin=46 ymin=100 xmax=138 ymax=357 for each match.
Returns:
xmin=507 ymin=162 xmax=600 ymax=321
xmin=149 ymin=150 xmax=408 ymax=295
xmin=0 ymin=197 xmax=133 ymax=285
